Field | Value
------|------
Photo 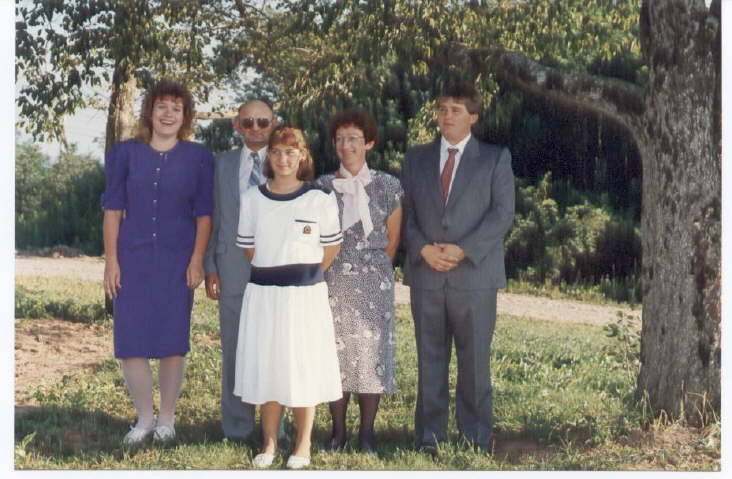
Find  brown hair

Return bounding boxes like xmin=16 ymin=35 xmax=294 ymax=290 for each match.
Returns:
xmin=437 ymin=81 xmax=482 ymax=114
xmin=136 ymin=78 xmax=195 ymax=143
xmin=329 ymin=109 xmax=378 ymax=145
xmin=263 ymin=127 xmax=315 ymax=181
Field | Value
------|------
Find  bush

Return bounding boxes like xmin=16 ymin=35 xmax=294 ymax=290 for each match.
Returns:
xmin=15 ymin=143 xmax=105 ymax=255
xmin=505 ymin=172 xmax=641 ymax=302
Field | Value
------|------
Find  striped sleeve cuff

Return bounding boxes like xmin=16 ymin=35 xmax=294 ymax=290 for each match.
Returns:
xmin=236 ymin=234 xmax=254 ymax=248
xmin=320 ymin=231 xmax=343 ymax=245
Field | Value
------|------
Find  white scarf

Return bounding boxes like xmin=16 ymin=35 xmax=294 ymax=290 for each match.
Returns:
xmin=331 ymin=163 xmax=373 ymax=237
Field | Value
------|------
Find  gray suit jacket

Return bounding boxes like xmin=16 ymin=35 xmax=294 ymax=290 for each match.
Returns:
xmin=402 ymin=137 xmax=515 ymax=290
xmin=204 ymin=148 xmax=251 ymax=296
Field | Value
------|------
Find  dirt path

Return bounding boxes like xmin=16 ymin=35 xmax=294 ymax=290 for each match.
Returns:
xmin=16 ymin=255 xmax=641 ymax=326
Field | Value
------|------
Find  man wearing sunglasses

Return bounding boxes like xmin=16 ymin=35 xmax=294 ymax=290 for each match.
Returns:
xmin=204 ymin=98 xmax=278 ymax=442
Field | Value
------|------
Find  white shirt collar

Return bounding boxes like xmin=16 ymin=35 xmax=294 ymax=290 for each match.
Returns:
xmin=242 ymin=145 xmax=266 ymax=162
xmin=440 ymin=133 xmax=471 ymax=155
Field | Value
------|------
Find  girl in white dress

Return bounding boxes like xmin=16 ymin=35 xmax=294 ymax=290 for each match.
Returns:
xmin=233 ymin=127 xmax=343 ymax=469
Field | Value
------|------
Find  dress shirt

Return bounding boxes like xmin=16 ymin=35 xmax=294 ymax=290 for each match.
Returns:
xmin=439 ymin=134 xmax=471 ymax=201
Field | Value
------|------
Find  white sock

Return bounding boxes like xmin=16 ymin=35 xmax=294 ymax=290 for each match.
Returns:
xmin=120 ymin=358 xmax=155 ymax=429
xmin=158 ymin=356 xmax=185 ymax=428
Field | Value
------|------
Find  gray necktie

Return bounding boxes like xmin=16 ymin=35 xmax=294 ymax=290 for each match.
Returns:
xmin=249 ymin=151 xmax=265 ymax=186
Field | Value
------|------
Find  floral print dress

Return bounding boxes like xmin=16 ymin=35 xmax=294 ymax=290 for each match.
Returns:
xmin=317 ymin=170 xmax=403 ymax=393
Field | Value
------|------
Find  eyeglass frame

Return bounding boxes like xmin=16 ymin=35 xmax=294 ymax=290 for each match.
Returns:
xmin=334 ymin=135 xmax=365 ymax=145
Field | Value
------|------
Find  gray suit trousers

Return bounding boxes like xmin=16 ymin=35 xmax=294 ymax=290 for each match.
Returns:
xmin=219 ymin=293 xmax=255 ymax=440
xmin=411 ymin=286 xmax=497 ymax=448
xmin=219 ymin=293 xmax=286 ymax=440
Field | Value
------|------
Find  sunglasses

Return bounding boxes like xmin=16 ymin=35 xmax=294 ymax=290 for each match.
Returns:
xmin=240 ymin=117 xmax=271 ymax=129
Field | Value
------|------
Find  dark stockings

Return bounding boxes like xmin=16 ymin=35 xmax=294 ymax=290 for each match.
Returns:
xmin=327 ymin=392 xmax=382 ymax=451
xmin=327 ymin=392 xmax=350 ymax=449
xmin=357 ymin=393 xmax=380 ymax=451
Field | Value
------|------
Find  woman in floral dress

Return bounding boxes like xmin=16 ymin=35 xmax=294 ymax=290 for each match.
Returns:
xmin=316 ymin=109 xmax=403 ymax=453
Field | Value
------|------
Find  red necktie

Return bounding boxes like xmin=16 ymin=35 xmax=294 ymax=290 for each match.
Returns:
xmin=441 ymin=147 xmax=458 ymax=203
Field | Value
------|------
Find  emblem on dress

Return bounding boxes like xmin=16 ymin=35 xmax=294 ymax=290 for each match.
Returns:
xmin=303 ymin=225 xmax=311 ymax=234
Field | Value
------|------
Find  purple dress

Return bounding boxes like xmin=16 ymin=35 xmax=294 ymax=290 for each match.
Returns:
xmin=102 ymin=139 xmax=214 ymax=359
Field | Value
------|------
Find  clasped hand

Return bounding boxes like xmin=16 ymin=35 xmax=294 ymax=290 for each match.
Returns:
xmin=205 ymin=272 xmax=220 ymax=300
xmin=420 ymin=243 xmax=465 ymax=272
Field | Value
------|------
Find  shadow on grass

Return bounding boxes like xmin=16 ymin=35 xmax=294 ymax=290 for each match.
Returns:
xmin=16 ymin=405 xmax=573 ymax=468
xmin=15 ymin=405 xmax=254 ymax=461
xmin=310 ymin=421 xmax=552 ymax=465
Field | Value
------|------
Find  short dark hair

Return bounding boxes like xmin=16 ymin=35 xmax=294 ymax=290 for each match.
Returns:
xmin=137 ymin=78 xmax=195 ymax=143
xmin=263 ymin=126 xmax=315 ymax=181
xmin=329 ymin=109 xmax=378 ymax=145
xmin=437 ymin=81 xmax=481 ymax=114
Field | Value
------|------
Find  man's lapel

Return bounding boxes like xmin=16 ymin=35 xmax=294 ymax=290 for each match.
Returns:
xmin=425 ymin=139 xmax=445 ymax=214
xmin=445 ymin=137 xmax=480 ymax=209
xmin=229 ymin=148 xmax=243 ymax=210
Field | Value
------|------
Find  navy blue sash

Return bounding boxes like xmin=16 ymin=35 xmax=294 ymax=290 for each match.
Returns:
xmin=250 ymin=263 xmax=324 ymax=286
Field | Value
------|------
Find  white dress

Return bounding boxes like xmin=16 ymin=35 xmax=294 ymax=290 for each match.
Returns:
xmin=233 ymin=183 xmax=344 ymax=407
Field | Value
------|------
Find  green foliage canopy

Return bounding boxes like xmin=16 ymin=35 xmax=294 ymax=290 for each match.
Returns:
xmin=208 ymin=0 xmax=643 ymax=176
xmin=15 ymin=0 xmax=265 ymax=146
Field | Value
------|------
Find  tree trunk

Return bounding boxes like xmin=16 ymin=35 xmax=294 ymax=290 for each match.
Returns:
xmin=488 ymin=0 xmax=721 ymax=422
xmin=636 ymin=0 xmax=720 ymax=422
xmin=103 ymin=64 xmax=138 ymax=314
xmin=104 ymin=65 xmax=138 ymax=153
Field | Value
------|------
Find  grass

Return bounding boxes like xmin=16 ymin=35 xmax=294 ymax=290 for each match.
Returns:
xmin=14 ymin=276 xmax=719 ymax=470
xmin=16 ymin=276 xmax=109 ymax=323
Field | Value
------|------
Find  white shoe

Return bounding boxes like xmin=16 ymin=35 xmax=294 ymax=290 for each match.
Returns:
xmin=153 ymin=424 xmax=176 ymax=442
xmin=252 ymin=452 xmax=276 ymax=468
xmin=121 ymin=423 xmax=155 ymax=446
xmin=286 ymin=455 xmax=310 ymax=469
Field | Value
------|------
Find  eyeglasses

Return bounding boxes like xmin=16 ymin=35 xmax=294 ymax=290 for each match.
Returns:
xmin=334 ymin=135 xmax=364 ymax=145
xmin=240 ymin=117 xmax=271 ymax=129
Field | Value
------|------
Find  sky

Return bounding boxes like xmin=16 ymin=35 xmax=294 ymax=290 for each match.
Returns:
xmin=14 ymin=86 xmax=240 ymax=162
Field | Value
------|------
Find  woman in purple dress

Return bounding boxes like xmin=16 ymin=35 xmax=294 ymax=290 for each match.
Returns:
xmin=102 ymin=79 xmax=214 ymax=445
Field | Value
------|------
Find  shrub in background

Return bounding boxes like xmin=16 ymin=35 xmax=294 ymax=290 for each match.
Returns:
xmin=506 ymin=172 xmax=641 ymax=303
xmin=16 ymin=143 xmax=105 ymax=255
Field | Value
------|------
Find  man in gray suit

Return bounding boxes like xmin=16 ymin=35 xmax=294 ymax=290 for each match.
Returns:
xmin=204 ymin=99 xmax=277 ymax=441
xmin=402 ymin=82 xmax=515 ymax=452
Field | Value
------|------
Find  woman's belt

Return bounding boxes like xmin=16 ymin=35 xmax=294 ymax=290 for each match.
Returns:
xmin=249 ymin=263 xmax=324 ymax=286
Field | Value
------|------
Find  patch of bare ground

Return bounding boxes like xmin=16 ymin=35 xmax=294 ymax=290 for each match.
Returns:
xmin=492 ymin=432 xmax=560 ymax=464
xmin=15 ymin=318 xmax=112 ymax=411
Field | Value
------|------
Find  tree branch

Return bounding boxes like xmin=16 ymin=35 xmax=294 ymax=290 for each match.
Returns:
xmin=233 ymin=0 xmax=271 ymax=20
xmin=486 ymin=49 xmax=647 ymax=143
xmin=195 ymin=110 xmax=237 ymax=120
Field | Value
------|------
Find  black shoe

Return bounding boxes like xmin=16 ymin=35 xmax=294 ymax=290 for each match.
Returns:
xmin=357 ymin=433 xmax=377 ymax=454
xmin=323 ymin=435 xmax=348 ymax=452
xmin=476 ymin=443 xmax=492 ymax=455
xmin=417 ymin=442 xmax=438 ymax=458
